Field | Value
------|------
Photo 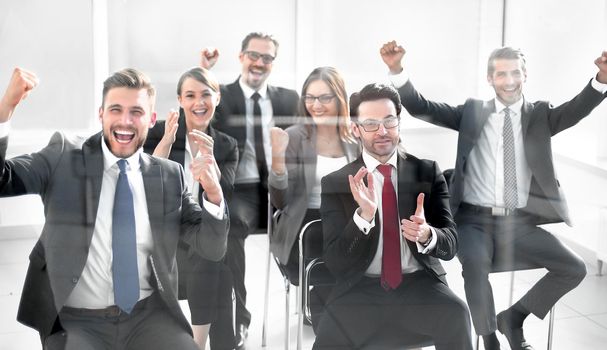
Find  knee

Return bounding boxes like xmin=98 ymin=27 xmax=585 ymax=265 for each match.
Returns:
xmin=458 ymin=252 xmax=491 ymax=279
xmin=565 ymin=256 xmax=587 ymax=286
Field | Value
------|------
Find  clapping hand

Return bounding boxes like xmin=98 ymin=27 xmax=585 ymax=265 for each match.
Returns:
xmin=270 ymin=127 xmax=289 ymax=175
xmin=191 ymin=154 xmax=223 ymax=206
xmin=349 ymin=167 xmax=377 ymax=222
xmin=189 ymin=130 xmax=220 ymax=179
xmin=595 ymin=51 xmax=607 ymax=84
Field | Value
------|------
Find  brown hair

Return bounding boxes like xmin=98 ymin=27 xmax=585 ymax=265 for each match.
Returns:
xmin=102 ymin=68 xmax=156 ymax=108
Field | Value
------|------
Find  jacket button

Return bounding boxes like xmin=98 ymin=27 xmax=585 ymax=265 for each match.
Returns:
xmin=72 ymin=277 xmax=78 ymax=284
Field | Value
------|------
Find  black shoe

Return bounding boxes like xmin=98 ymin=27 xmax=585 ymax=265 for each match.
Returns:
xmin=497 ymin=310 xmax=535 ymax=350
xmin=235 ymin=324 xmax=248 ymax=350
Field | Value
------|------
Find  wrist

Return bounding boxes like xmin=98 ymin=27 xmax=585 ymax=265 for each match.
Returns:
xmin=359 ymin=207 xmax=376 ymax=222
xmin=389 ymin=65 xmax=404 ymax=75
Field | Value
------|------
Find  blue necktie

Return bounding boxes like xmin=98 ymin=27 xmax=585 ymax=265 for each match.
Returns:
xmin=112 ymin=159 xmax=140 ymax=313
xmin=503 ymin=108 xmax=518 ymax=210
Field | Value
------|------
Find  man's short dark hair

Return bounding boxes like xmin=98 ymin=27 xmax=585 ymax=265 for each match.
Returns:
xmin=349 ymin=83 xmax=402 ymax=118
xmin=241 ymin=32 xmax=279 ymax=56
xmin=487 ymin=47 xmax=526 ymax=76
xmin=102 ymin=68 xmax=155 ymax=108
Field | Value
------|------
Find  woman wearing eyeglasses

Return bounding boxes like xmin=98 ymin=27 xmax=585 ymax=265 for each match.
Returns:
xmin=143 ymin=67 xmax=238 ymax=350
xmin=268 ymin=66 xmax=359 ymax=329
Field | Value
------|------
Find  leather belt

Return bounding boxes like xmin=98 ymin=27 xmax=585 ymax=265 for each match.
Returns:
xmin=460 ymin=202 xmax=517 ymax=216
xmin=62 ymin=305 xmax=123 ymax=318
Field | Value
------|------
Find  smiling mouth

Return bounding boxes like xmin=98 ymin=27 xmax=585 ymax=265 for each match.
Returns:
xmin=192 ymin=108 xmax=208 ymax=117
xmin=113 ymin=129 xmax=135 ymax=144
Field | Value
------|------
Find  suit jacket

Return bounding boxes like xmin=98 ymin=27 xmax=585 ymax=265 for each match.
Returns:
xmin=268 ymin=123 xmax=360 ymax=264
xmin=0 ymin=132 xmax=229 ymax=340
xmin=144 ymin=112 xmax=239 ymax=201
xmin=212 ymin=78 xmax=299 ymax=174
xmin=320 ymin=150 xmax=457 ymax=300
xmin=398 ymin=79 xmax=607 ymax=225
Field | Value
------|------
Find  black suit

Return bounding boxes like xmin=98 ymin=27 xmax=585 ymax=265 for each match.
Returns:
xmin=144 ymin=114 xmax=238 ymax=349
xmin=212 ymin=78 xmax=298 ymax=327
xmin=313 ymin=150 xmax=472 ymax=350
xmin=1 ymin=132 xmax=228 ymax=348
xmin=398 ymin=78 xmax=606 ymax=335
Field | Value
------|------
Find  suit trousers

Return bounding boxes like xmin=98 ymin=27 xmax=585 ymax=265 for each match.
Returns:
xmin=226 ymin=183 xmax=264 ymax=327
xmin=455 ymin=207 xmax=587 ymax=335
xmin=312 ymin=271 xmax=473 ymax=350
xmin=45 ymin=293 xmax=198 ymax=350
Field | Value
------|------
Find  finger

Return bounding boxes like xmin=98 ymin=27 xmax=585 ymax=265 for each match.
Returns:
xmin=366 ymin=171 xmax=375 ymax=197
xmin=409 ymin=215 xmax=425 ymax=225
xmin=353 ymin=167 xmax=367 ymax=183
xmin=414 ymin=193 xmax=425 ymax=216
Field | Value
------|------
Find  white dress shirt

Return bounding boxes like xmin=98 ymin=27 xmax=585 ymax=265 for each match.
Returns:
xmin=352 ymin=150 xmax=436 ymax=276
xmin=234 ymin=79 xmax=274 ymax=184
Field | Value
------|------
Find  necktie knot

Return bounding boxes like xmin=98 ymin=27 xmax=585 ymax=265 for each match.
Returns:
xmin=377 ymin=164 xmax=392 ymax=179
xmin=117 ymin=159 xmax=128 ymax=174
xmin=503 ymin=107 xmax=511 ymax=117
xmin=251 ymin=92 xmax=261 ymax=103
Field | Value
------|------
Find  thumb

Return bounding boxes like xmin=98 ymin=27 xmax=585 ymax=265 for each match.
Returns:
xmin=415 ymin=193 xmax=425 ymax=216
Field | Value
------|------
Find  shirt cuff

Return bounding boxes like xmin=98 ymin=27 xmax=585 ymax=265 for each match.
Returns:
xmin=353 ymin=208 xmax=375 ymax=235
xmin=416 ymin=227 xmax=437 ymax=254
xmin=268 ymin=169 xmax=288 ymax=190
xmin=0 ymin=119 xmax=11 ymax=138
xmin=388 ymin=70 xmax=410 ymax=89
xmin=201 ymin=194 xmax=225 ymax=220
xmin=591 ymin=76 xmax=607 ymax=94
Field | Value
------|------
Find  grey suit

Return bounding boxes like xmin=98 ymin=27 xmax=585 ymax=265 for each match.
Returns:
xmin=397 ymin=78 xmax=606 ymax=335
xmin=268 ymin=123 xmax=359 ymax=265
xmin=0 ymin=132 xmax=228 ymax=346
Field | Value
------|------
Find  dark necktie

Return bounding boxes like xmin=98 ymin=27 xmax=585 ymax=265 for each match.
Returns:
xmin=252 ymin=92 xmax=268 ymax=185
xmin=112 ymin=159 xmax=140 ymax=313
xmin=503 ymin=108 xmax=518 ymax=210
xmin=377 ymin=164 xmax=402 ymax=290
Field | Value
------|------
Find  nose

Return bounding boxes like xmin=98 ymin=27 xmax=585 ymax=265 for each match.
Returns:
xmin=121 ymin=111 xmax=133 ymax=124
xmin=376 ymin=123 xmax=388 ymax=136
xmin=312 ymin=98 xmax=323 ymax=108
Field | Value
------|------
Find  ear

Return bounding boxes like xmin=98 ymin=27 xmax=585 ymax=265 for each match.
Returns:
xmin=98 ymin=106 xmax=104 ymax=123
xmin=177 ymin=94 xmax=183 ymax=107
xmin=487 ymin=74 xmax=494 ymax=86
xmin=149 ymin=111 xmax=157 ymax=128
xmin=214 ymin=91 xmax=221 ymax=105
xmin=352 ymin=123 xmax=361 ymax=138
xmin=238 ymin=52 xmax=245 ymax=64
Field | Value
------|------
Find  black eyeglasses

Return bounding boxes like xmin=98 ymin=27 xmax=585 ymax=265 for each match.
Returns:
xmin=243 ymin=51 xmax=275 ymax=64
xmin=357 ymin=116 xmax=400 ymax=132
xmin=303 ymin=94 xmax=336 ymax=105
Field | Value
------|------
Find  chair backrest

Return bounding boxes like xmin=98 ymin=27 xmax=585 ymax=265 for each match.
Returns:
xmin=300 ymin=219 xmax=323 ymax=262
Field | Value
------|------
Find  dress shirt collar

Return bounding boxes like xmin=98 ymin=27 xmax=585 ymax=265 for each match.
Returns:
xmin=494 ymin=96 xmax=524 ymax=116
xmin=100 ymin=136 xmax=142 ymax=172
xmin=361 ymin=148 xmax=398 ymax=173
xmin=239 ymin=77 xmax=268 ymax=100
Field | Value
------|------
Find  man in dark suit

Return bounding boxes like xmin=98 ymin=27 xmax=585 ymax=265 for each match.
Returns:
xmin=313 ymin=83 xmax=472 ymax=350
xmin=0 ymin=67 xmax=229 ymax=349
xmin=381 ymin=41 xmax=607 ymax=350
xmin=200 ymin=32 xmax=299 ymax=348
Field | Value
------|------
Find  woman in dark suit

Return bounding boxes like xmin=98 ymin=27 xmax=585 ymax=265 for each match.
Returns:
xmin=268 ymin=66 xmax=359 ymax=329
xmin=144 ymin=67 xmax=238 ymax=350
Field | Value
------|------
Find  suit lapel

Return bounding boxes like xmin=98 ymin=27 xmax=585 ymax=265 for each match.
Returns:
xmin=521 ymin=99 xmax=533 ymax=138
xmin=140 ymin=154 xmax=164 ymax=243
xmin=82 ymin=133 xmax=104 ymax=244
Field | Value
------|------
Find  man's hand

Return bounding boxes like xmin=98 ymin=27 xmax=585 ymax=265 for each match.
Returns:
xmin=0 ymin=67 xmax=39 ymax=123
xmin=380 ymin=40 xmax=406 ymax=75
xmin=270 ymin=127 xmax=289 ymax=175
xmin=401 ymin=193 xmax=431 ymax=244
xmin=595 ymin=51 xmax=607 ymax=84
xmin=349 ymin=167 xmax=377 ymax=222
xmin=191 ymin=154 xmax=223 ymax=205
xmin=200 ymin=47 xmax=220 ymax=70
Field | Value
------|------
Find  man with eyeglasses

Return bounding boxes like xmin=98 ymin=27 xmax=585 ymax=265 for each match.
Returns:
xmin=313 ymin=83 xmax=472 ymax=350
xmin=381 ymin=41 xmax=607 ymax=350
xmin=200 ymin=32 xmax=298 ymax=349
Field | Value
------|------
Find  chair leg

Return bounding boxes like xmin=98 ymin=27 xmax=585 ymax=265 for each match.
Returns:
xmin=547 ymin=305 xmax=555 ymax=350
xmin=598 ymin=259 xmax=604 ymax=276
xmin=475 ymin=334 xmax=480 ymax=350
xmin=261 ymin=229 xmax=272 ymax=347
xmin=284 ymin=277 xmax=291 ymax=350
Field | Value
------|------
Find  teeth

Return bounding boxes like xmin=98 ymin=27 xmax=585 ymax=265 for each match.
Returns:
xmin=115 ymin=130 xmax=134 ymax=135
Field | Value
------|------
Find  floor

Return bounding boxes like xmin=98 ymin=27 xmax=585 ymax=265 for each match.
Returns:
xmin=1 ymin=232 xmax=606 ymax=350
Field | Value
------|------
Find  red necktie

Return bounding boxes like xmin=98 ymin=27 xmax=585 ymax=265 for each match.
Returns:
xmin=377 ymin=164 xmax=402 ymax=290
